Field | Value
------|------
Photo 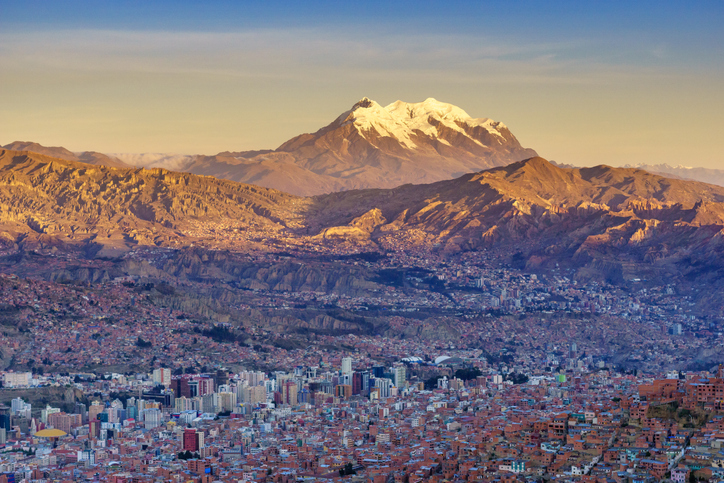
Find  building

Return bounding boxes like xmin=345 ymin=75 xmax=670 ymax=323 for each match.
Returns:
xmin=143 ymin=408 xmax=163 ymax=429
xmin=47 ymin=412 xmax=82 ymax=434
xmin=175 ymin=396 xmax=201 ymax=412
xmin=392 ymin=365 xmax=406 ymax=388
xmin=152 ymin=368 xmax=171 ymax=387
xmin=10 ymin=398 xmax=30 ymax=419
xmin=352 ymin=372 xmax=363 ymax=395
xmin=341 ymin=357 xmax=353 ymax=376
xmin=183 ymin=428 xmax=205 ymax=452
xmin=240 ymin=385 xmax=266 ymax=405
xmin=335 ymin=384 xmax=352 ymax=399
xmin=239 ymin=370 xmax=265 ymax=386
xmin=213 ymin=392 xmax=237 ymax=413
xmin=281 ymin=380 xmax=298 ymax=406
xmin=171 ymin=376 xmax=192 ymax=398
xmin=41 ymin=405 xmax=61 ymax=424
xmin=77 ymin=449 xmax=96 ymax=466
xmin=88 ymin=401 xmax=104 ymax=422
xmin=2 ymin=372 xmax=31 ymax=388
xmin=375 ymin=378 xmax=393 ymax=399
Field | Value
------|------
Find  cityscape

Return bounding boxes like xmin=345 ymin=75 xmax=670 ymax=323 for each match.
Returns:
xmin=2 ymin=1 xmax=724 ymax=482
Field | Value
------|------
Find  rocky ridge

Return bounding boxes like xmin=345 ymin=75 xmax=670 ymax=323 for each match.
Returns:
xmin=3 ymin=141 xmax=131 ymax=168
xmin=0 ymin=149 xmax=306 ymax=256
xmin=1 ymin=149 xmax=724 ymax=286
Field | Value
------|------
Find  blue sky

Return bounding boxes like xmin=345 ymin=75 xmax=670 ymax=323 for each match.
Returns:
xmin=1 ymin=0 xmax=722 ymax=168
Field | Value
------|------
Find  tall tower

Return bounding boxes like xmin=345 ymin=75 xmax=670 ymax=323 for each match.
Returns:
xmin=341 ymin=357 xmax=353 ymax=376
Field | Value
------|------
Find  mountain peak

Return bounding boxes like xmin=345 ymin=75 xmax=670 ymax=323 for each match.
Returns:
xmin=269 ymin=97 xmax=537 ymax=193
xmin=502 ymin=156 xmax=566 ymax=178
xmin=353 ymin=97 xmax=376 ymax=109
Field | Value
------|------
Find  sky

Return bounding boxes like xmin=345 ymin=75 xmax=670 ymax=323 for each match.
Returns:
xmin=1 ymin=0 xmax=722 ymax=168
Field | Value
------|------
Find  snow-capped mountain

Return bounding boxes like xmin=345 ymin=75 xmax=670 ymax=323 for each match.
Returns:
xmin=188 ymin=97 xmax=537 ymax=195
xmin=272 ymin=97 xmax=537 ymax=193
xmin=315 ymin=97 xmax=519 ymax=152
xmin=5 ymin=98 xmax=537 ymax=196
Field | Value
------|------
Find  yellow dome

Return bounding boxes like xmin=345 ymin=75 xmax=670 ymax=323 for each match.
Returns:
xmin=35 ymin=428 xmax=67 ymax=438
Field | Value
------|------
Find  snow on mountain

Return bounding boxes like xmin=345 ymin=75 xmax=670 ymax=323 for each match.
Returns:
xmin=331 ymin=97 xmax=507 ymax=150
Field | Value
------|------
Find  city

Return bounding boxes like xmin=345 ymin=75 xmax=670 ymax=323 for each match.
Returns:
xmin=2 ymin=2 xmax=724 ymax=482
xmin=2 ymin=354 xmax=724 ymax=482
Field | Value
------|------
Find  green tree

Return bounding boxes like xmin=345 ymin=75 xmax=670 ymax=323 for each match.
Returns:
xmin=339 ymin=462 xmax=356 ymax=476
xmin=454 ymin=368 xmax=483 ymax=381
xmin=135 ymin=337 xmax=152 ymax=348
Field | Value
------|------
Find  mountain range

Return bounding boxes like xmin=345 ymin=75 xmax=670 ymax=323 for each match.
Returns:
xmin=1 ymin=146 xmax=723 ymax=286
xmin=2 ymin=141 xmax=131 ymax=168
xmin=624 ymin=163 xmax=724 ymax=188
xmin=8 ymin=98 xmax=723 ymax=195
xmin=310 ymin=157 xmax=724 ymax=280
xmin=4 ymin=97 xmax=537 ymax=196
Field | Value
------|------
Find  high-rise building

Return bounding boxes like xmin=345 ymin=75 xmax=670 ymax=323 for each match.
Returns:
xmin=41 ymin=405 xmax=61 ymax=424
xmin=11 ymin=398 xmax=30 ymax=418
xmin=0 ymin=404 xmax=9 ymax=432
xmin=47 ymin=412 xmax=82 ymax=434
xmin=240 ymin=385 xmax=266 ymax=405
xmin=183 ymin=428 xmax=204 ymax=452
xmin=171 ymin=376 xmax=192 ymax=398
xmin=282 ymin=381 xmax=298 ymax=406
xmin=341 ymin=357 xmax=353 ymax=376
xmin=215 ymin=369 xmax=229 ymax=387
xmin=196 ymin=376 xmax=215 ymax=396
xmin=152 ymin=368 xmax=171 ymax=387
xmin=183 ymin=396 xmax=203 ymax=412
xmin=375 ymin=378 xmax=393 ymax=399
xmin=74 ymin=402 xmax=87 ymax=423
xmin=201 ymin=394 xmax=215 ymax=413
xmin=352 ymin=372 xmax=363 ymax=395
xmin=239 ymin=370 xmax=265 ymax=387
xmin=143 ymin=408 xmax=163 ymax=429
xmin=392 ymin=365 xmax=406 ymax=389
xmin=88 ymin=401 xmax=104 ymax=422
xmin=335 ymin=385 xmax=352 ymax=399
xmin=89 ymin=419 xmax=101 ymax=438
xmin=213 ymin=392 xmax=237 ymax=413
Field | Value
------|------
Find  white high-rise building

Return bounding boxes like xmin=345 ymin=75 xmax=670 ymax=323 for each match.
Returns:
xmin=77 ymin=449 xmax=96 ymax=466
xmin=392 ymin=365 xmax=406 ymax=388
xmin=143 ymin=408 xmax=163 ymax=429
xmin=41 ymin=405 xmax=61 ymax=424
xmin=11 ymin=397 xmax=31 ymax=418
xmin=341 ymin=357 xmax=353 ymax=376
xmin=213 ymin=392 xmax=237 ymax=413
xmin=374 ymin=378 xmax=393 ymax=399
xmin=152 ymin=368 xmax=171 ymax=387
